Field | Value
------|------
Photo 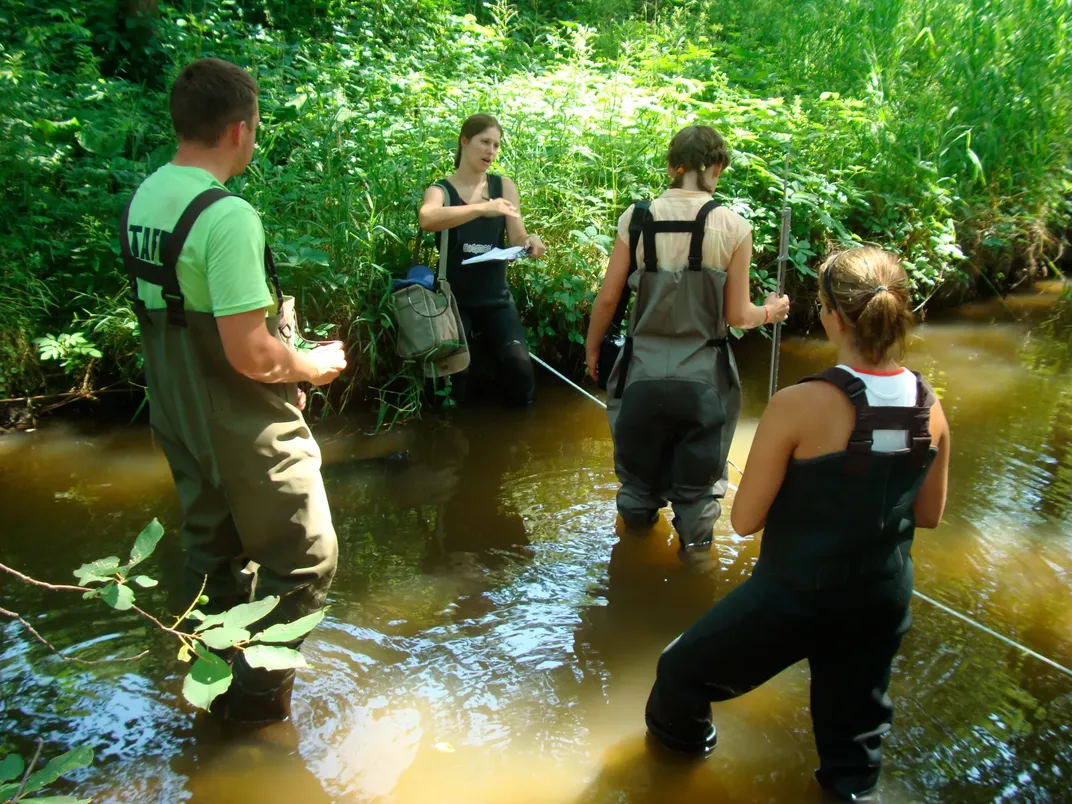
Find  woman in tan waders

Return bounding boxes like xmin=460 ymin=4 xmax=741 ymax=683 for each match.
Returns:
xmin=645 ymin=248 xmax=951 ymax=800
xmin=585 ymin=125 xmax=789 ymax=551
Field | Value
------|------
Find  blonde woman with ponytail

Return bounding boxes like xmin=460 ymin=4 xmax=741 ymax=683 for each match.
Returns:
xmin=644 ymin=247 xmax=951 ymax=801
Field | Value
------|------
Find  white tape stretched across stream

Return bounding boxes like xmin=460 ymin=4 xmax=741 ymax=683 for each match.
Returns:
xmin=530 ymin=353 xmax=1072 ymax=678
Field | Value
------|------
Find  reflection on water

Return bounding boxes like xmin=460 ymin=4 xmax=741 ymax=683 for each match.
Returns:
xmin=1 ymin=285 xmax=1070 ymax=802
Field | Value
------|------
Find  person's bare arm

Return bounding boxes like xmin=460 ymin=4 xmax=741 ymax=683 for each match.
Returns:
xmin=723 ymin=233 xmax=789 ymax=329
xmin=501 ymin=177 xmax=529 ymax=247
xmin=417 ymin=185 xmax=518 ymax=232
xmin=730 ymin=386 xmax=803 ymax=535
xmin=216 ymin=309 xmax=346 ymax=386
xmin=913 ymin=400 xmax=951 ymax=528
xmin=585 ymin=236 xmax=632 ymax=382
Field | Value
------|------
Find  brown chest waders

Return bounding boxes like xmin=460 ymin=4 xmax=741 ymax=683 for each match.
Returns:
xmin=645 ymin=369 xmax=938 ymax=800
xmin=605 ymin=200 xmax=742 ymax=550
xmin=121 ymin=188 xmax=338 ymax=722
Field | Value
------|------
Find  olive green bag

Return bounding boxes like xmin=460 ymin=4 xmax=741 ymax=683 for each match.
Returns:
xmin=392 ymin=186 xmax=469 ymax=377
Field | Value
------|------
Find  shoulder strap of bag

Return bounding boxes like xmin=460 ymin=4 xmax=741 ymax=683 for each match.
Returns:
xmin=436 ymin=181 xmax=451 ymax=279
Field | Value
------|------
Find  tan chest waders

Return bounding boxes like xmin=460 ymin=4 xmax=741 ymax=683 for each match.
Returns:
xmin=121 ymin=188 xmax=338 ymax=722
xmin=605 ymin=200 xmax=742 ymax=551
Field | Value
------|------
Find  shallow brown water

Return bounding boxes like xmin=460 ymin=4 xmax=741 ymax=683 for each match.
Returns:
xmin=1 ymin=283 xmax=1070 ymax=803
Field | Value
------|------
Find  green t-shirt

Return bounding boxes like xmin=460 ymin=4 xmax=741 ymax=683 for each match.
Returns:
xmin=126 ymin=164 xmax=274 ymax=316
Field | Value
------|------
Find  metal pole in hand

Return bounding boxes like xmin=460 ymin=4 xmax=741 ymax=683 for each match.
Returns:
xmin=768 ymin=147 xmax=791 ymax=400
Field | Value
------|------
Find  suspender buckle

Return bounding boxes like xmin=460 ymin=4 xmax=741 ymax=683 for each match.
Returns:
xmin=161 ymin=291 xmax=187 ymax=328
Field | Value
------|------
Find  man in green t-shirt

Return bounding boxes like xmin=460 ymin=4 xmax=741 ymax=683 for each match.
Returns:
xmin=121 ymin=58 xmax=346 ymax=723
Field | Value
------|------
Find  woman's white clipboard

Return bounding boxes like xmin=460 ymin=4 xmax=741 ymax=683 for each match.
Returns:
xmin=461 ymin=246 xmax=529 ymax=265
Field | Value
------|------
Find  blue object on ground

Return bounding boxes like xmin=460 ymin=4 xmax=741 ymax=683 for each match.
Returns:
xmin=392 ymin=265 xmax=436 ymax=291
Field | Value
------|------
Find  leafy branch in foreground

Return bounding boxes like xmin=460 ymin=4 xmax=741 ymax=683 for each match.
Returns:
xmin=0 ymin=740 xmax=93 ymax=804
xmin=1 ymin=519 xmax=328 ymax=801
xmin=0 ymin=519 xmax=326 ymax=711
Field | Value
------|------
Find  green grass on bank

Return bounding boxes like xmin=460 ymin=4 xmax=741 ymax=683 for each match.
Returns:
xmin=0 ymin=0 xmax=1069 ymax=419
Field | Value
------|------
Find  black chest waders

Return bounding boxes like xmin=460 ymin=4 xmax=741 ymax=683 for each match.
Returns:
xmin=605 ymin=200 xmax=742 ymax=550
xmin=436 ymin=175 xmax=536 ymax=406
xmin=645 ymin=368 xmax=938 ymax=800
xmin=121 ymin=188 xmax=338 ymax=723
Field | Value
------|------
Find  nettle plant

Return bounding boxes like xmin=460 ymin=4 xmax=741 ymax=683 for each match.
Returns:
xmin=0 ymin=520 xmax=326 ymax=800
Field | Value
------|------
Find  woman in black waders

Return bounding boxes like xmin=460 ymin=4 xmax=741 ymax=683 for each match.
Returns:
xmin=585 ymin=125 xmax=789 ymax=551
xmin=418 ymin=114 xmax=546 ymax=406
xmin=644 ymin=247 xmax=952 ymax=801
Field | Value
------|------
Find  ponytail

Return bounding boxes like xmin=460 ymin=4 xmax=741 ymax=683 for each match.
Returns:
xmin=819 ymin=248 xmax=913 ymax=364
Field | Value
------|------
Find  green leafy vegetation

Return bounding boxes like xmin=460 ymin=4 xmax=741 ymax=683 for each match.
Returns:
xmin=0 ymin=518 xmax=323 ymax=711
xmin=0 ymin=744 xmax=93 ymax=803
xmin=0 ymin=0 xmax=1068 ymax=419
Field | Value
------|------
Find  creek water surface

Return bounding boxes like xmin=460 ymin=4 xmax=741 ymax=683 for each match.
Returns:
xmin=1 ymin=283 xmax=1070 ymax=803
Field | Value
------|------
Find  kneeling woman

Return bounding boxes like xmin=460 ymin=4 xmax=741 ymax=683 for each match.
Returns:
xmin=585 ymin=125 xmax=789 ymax=551
xmin=418 ymin=114 xmax=546 ymax=406
xmin=644 ymin=248 xmax=952 ymax=800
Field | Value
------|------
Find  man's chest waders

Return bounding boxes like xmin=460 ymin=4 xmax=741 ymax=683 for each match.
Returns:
xmin=605 ymin=200 xmax=742 ymax=550
xmin=436 ymin=175 xmax=535 ymax=406
xmin=121 ymin=188 xmax=338 ymax=722
xmin=645 ymin=368 xmax=938 ymax=800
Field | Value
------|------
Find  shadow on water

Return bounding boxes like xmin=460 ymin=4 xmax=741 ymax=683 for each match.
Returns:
xmin=1 ymin=283 xmax=1071 ymax=802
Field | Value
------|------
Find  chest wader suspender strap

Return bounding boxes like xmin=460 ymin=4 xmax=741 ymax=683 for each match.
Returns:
xmin=433 ymin=174 xmax=505 ymax=283
xmin=800 ymin=367 xmax=937 ymax=474
xmin=120 ymin=188 xmax=284 ymax=327
xmin=613 ymin=199 xmax=722 ymax=399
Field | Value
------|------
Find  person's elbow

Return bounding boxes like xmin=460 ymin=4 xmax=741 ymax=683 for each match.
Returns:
xmin=418 ymin=207 xmax=442 ymax=232
xmin=223 ymin=338 xmax=276 ymax=381
xmin=914 ymin=504 xmax=945 ymax=529
xmin=724 ymin=303 xmax=750 ymax=329
xmin=218 ymin=323 xmax=280 ymax=381
xmin=730 ymin=506 xmax=762 ymax=536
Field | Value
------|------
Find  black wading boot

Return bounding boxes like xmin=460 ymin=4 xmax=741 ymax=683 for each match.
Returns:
xmin=644 ymin=682 xmax=717 ymax=758
xmin=224 ymin=653 xmax=297 ymax=725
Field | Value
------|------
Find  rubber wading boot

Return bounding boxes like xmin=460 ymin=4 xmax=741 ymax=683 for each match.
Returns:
xmin=816 ymin=770 xmax=880 ymax=802
xmin=225 ymin=655 xmax=297 ymax=725
xmin=644 ymin=712 xmax=717 ymax=758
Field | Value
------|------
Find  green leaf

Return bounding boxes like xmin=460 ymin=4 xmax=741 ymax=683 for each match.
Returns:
xmin=132 ymin=575 xmax=158 ymax=588
xmin=100 ymin=583 xmax=135 ymax=611
xmin=193 ymin=612 xmax=227 ymax=632
xmin=252 ymin=610 xmax=326 ymax=644
xmin=128 ymin=519 xmax=164 ymax=568
xmin=966 ymin=147 xmax=985 ymax=183
xmin=200 ymin=626 xmax=250 ymax=651
xmin=73 ymin=556 xmax=120 ymax=586
xmin=221 ymin=597 xmax=280 ymax=630
xmin=0 ymin=753 xmax=24 ymax=783
xmin=182 ymin=648 xmax=232 ymax=710
xmin=21 ymin=796 xmax=93 ymax=803
xmin=242 ymin=644 xmax=307 ymax=671
xmin=16 ymin=746 xmax=93 ymax=796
